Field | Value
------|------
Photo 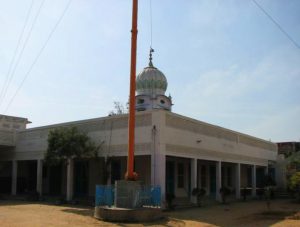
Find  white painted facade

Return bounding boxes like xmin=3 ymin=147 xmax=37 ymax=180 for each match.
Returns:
xmin=0 ymin=110 xmax=277 ymax=204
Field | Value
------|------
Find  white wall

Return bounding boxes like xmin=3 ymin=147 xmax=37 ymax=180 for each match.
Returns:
xmin=162 ymin=111 xmax=277 ymax=166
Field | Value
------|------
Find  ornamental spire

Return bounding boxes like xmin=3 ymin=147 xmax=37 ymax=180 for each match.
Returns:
xmin=149 ymin=47 xmax=154 ymax=67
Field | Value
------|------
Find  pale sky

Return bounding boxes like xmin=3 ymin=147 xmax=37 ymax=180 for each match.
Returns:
xmin=0 ymin=0 xmax=299 ymax=142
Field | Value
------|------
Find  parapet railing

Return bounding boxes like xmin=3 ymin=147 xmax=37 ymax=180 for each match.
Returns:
xmin=95 ymin=185 xmax=161 ymax=207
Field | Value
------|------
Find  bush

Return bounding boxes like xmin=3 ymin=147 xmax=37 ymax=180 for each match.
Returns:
xmin=192 ymin=188 xmax=206 ymax=207
xmin=219 ymin=187 xmax=231 ymax=204
xmin=288 ymin=172 xmax=300 ymax=202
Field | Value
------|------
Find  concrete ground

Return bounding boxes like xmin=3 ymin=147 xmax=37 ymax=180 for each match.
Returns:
xmin=0 ymin=199 xmax=299 ymax=227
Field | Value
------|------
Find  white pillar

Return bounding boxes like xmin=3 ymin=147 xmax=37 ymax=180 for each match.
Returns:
xmin=216 ymin=161 xmax=222 ymax=201
xmin=190 ymin=158 xmax=197 ymax=203
xmin=152 ymin=152 xmax=167 ymax=191
xmin=235 ymin=163 xmax=241 ymax=199
xmin=151 ymin=154 xmax=155 ymax=186
xmin=252 ymin=165 xmax=256 ymax=198
xmin=264 ymin=165 xmax=269 ymax=176
xmin=11 ymin=160 xmax=17 ymax=195
xmin=153 ymin=154 xmax=165 ymax=206
xmin=66 ymin=159 xmax=74 ymax=201
xmin=36 ymin=159 xmax=43 ymax=195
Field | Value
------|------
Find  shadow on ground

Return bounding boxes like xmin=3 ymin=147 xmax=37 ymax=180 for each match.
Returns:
xmin=61 ymin=207 xmax=94 ymax=217
xmin=0 ymin=199 xmax=40 ymax=207
xmin=62 ymin=206 xmax=184 ymax=227
xmin=38 ymin=200 xmax=300 ymax=227
xmin=1 ymin=198 xmax=299 ymax=227
xmin=164 ymin=200 xmax=299 ymax=227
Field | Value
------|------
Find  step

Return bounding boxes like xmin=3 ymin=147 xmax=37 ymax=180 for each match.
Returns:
xmin=173 ymin=198 xmax=195 ymax=208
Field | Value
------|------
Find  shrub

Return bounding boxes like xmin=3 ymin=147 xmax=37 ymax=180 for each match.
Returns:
xmin=192 ymin=188 xmax=206 ymax=207
xmin=219 ymin=187 xmax=231 ymax=204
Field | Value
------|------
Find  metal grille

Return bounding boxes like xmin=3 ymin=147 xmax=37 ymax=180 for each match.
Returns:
xmin=95 ymin=185 xmax=161 ymax=207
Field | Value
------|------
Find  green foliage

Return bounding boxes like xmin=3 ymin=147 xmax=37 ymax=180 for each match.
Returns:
xmin=286 ymin=151 xmax=300 ymax=175
xmin=289 ymin=172 xmax=300 ymax=190
xmin=286 ymin=152 xmax=300 ymax=202
xmin=45 ymin=127 xmax=101 ymax=165
xmin=288 ymin=172 xmax=300 ymax=202
xmin=287 ymin=151 xmax=300 ymax=163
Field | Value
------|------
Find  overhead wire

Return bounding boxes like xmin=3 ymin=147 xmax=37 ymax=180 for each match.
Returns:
xmin=0 ymin=0 xmax=46 ymax=110
xmin=4 ymin=0 xmax=73 ymax=114
xmin=0 ymin=0 xmax=35 ymax=107
xmin=149 ymin=0 xmax=153 ymax=48
xmin=252 ymin=0 xmax=300 ymax=49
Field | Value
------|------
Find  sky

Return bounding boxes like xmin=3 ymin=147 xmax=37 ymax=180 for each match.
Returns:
xmin=0 ymin=0 xmax=299 ymax=142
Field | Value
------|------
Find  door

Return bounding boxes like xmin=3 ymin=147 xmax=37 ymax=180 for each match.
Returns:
xmin=74 ymin=161 xmax=88 ymax=197
xmin=49 ymin=164 xmax=62 ymax=195
xmin=111 ymin=160 xmax=121 ymax=184
xmin=166 ymin=161 xmax=175 ymax=195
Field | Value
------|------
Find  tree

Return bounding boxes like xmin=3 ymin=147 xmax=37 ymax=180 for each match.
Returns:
xmin=289 ymin=172 xmax=300 ymax=190
xmin=108 ymin=101 xmax=128 ymax=116
xmin=45 ymin=126 xmax=101 ymax=165
xmin=286 ymin=151 xmax=300 ymax=201
xmin=286 ymin=151 xmax=300 ymax=174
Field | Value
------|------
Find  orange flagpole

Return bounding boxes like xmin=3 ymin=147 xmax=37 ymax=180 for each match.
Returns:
xmin=126 ymin=0 xmax=138 ymax=180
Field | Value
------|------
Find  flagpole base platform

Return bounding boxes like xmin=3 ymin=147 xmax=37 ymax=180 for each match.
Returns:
xmin=94 ymin=206 xmax=163 ymax=222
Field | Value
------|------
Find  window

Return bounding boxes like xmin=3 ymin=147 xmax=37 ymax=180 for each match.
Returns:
xmin=137 ymin=99 xmax=144 ymax=104
xmin=177 ymin=163 xmax=184 ymax=188
xmin=111 ymin=160 xmax=121 ymax=184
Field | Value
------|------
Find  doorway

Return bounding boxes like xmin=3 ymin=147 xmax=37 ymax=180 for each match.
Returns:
xmin=166 ymin=161 xmax=175 ymax=195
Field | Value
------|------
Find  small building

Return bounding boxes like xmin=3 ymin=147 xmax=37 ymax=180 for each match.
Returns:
xmin=277 ymin=142 xmax=300 ymax=157
xmin=0 ymin=56 xmax=277 ymax=205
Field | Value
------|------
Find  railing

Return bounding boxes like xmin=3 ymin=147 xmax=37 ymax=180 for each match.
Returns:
xmin=95 ymin=185 xmax=114 ymax=207
xmin=95 ymin=185 xmax=161 ymax=207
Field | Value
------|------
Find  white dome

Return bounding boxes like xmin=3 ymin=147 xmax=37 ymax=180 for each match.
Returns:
xmin=136 ymin=65 xmax=168 ymax=96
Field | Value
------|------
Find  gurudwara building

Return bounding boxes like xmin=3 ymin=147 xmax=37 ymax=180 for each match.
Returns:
xmin=0 ymin=55 xmax=277 ymax=205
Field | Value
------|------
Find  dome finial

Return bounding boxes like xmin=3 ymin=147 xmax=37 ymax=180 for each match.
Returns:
xmin=149 ymin=47 xmax=154 ymax=67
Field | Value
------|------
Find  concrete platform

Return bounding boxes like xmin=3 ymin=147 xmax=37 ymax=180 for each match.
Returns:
xmin=94 ymin=206 xmax=163 ymax=222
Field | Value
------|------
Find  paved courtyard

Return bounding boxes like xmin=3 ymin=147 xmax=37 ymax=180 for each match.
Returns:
xmin=0 ymin=199 xmax=299 ymax=227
